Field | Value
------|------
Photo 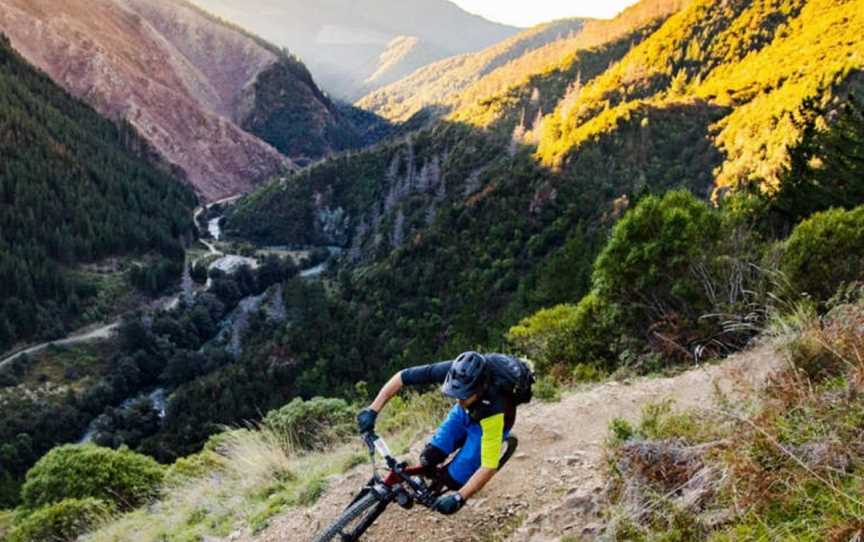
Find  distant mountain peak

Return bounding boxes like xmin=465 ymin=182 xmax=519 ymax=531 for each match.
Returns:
xmin=188 ymin=0 xmax=519 ymax=100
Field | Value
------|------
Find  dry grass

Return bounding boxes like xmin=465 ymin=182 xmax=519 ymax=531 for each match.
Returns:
xmin=83 ymin=391 xmax=450 ymax=541
xmin=83 ymin=427 xmax=301 ymax=542
xmin=599 ymin=299 xmax=864 ymax=540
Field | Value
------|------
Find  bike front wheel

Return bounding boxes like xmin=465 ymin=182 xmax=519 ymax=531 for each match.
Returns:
xmin=311 ymin=492 xmax=384 ymax=542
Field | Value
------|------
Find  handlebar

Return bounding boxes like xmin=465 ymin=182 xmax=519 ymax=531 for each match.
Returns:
xmin=362 ymin=432 xmax=397 ymax=468
xmin=361 ymin=432 xmax=435 ymax=506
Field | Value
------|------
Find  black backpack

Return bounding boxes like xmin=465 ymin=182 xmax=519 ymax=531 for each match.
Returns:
xmin=486 ymin=354 xmax=535 ymax=405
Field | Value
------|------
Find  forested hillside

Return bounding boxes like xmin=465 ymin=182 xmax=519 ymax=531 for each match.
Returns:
xmin=537 ymin=0 xmax=864 ymax=194
xmin=356 ymin=18 xmax=590 ymax=122
xmin=358 ymin=0 xmax=690 ymax=123
xmin=3 ymin=0 xmax=864 ymax=540
xmin=225 ymin=0 xmax=863 ymax=402
xmin=0 ymin=35 xmax=197 ymax=351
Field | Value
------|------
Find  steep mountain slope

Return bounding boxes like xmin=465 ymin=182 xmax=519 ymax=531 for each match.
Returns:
xmin=0 ymin=34 xmax=197 ymax=351
xmin=450 ymin=0 xmax=692 ymax=131
xmin=359 ymin=0 xmax=691 ymax=123
xmin=356 ymin=18 xmax=590 ymax=122
xmin=187 ymin=0 xmax=519 ymax=100
xmin=222 ymin=0 xmax=863 ymax=399
xmin=537 ymin=0 xmax=864 ymax=192
xmin=0 ymin=0 xmax=362 ymax=201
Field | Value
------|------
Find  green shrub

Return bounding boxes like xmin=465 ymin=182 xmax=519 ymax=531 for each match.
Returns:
xmin=608 ymin=418 xmax=636 ymax=446
xmin=506 ymin=291 xmax=620 ymax=375
xmin=571 ymin=363 xmax=607 ymax=383
xmin=8 ymin=498 xmax=113 ymax=542
xmin=263 ymin=397 xmax=354 ymax=451
xmin=165 ymin=450 xmax=226 ymax=484
xmin=533 ymin=376 xmax=562 ymax=402
xmin=0 ymin=510 xmax=14 ymax=540
xmin=593 ymin=190 xmax=721 ymax=319
xmin=780 ymin=206 xmax=864 ymax=302
xmin=20 ymin=445 xmax=164 ymax=510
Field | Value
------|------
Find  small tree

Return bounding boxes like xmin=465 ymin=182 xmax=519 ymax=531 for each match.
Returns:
xmin=21 ymin=445 xmax=164 ymax=510
xmin=772 ymin=94 xmax=864 ymax=224
xmin=780 ymin=206 xmax=864 ymax=302
xmin=593 ymin=190 xmax=721 ymax=322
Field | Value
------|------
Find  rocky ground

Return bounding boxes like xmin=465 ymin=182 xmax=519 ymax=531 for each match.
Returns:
xmin=231 ymin=341 xmax=782 ymax=542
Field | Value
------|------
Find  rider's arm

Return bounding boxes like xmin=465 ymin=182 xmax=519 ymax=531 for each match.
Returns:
xmin=459 ymin=413 xmax=505 ymax=499
xmin=368 ymin=361 xmax=453 ymax=414
xmin=458 ymin=467 xmax=497 ymax=500
xmin=369 ymin=371 xmax=403 ymax=412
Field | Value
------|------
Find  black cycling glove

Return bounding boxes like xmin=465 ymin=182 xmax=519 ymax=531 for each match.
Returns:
xmin=433 ymin=493 xmax=465 ymax=515
xmin=356 ymin=408 xmax=378 ymax=434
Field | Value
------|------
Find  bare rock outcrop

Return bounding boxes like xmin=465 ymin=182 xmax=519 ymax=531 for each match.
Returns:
xmin=0 ymin=0 xmax=291 ymax=201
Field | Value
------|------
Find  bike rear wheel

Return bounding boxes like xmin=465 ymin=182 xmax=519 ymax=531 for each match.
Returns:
xmin=311 ymin=492 xmax=383 ymax=542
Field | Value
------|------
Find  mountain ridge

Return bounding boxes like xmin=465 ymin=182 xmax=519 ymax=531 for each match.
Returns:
xmin=0 ymin=0 xmax=366 ymax=201
xmin=187 ymin=0 xmax=519 ymax=100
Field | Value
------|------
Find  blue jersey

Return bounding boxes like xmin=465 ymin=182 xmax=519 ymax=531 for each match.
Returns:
xmin=400 ymin=355 xmax=518 ymax=483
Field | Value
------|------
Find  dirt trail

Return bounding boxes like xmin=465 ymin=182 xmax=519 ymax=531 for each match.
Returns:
xmin=247 ymin=343 xmax=782 ymax=542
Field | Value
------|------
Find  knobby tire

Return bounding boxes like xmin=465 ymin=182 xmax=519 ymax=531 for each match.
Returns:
xmin=311 ymin=492 xmax=381 ymax=542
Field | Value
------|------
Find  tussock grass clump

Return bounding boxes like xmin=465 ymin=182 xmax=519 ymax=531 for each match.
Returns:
xmin=83 ymin=427 xmax=298 ymax=542
xmin=600 ymin=299 xmax=864 ymax=540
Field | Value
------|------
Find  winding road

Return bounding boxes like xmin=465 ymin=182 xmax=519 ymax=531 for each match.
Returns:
xmin=0 ymin=195 xmax=244 ymax=370
xmin=0 ymin=323 xmax=121 ymax=369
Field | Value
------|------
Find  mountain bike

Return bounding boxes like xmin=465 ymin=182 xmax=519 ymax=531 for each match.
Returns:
xmin=311 ymin=431 xmax=518 ymax=542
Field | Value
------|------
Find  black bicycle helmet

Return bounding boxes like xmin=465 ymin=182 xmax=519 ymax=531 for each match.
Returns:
xmin=441 ymin=352 xmax=487 ymax=400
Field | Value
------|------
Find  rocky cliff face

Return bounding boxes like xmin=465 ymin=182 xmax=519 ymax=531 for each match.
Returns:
xmin=0 ymin=0 xmax=311 ymax=202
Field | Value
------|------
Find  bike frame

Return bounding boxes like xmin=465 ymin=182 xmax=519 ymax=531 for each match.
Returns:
xmin=329 ymin=432 xmax=517 ymax=541
xmin=362 ymin=432 xmax=441 ymax=507
xmin=334 ymin=433 xmax=441 ymax=541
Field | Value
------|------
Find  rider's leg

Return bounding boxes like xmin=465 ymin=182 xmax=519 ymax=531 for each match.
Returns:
xmin=445 ymin=424 xmax=511 ymax=488
xmin=426 ymin=404 xmax=469 ymax=461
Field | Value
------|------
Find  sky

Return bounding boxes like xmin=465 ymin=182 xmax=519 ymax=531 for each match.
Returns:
xmin=452 ymin=0 xmax=640 ymax=27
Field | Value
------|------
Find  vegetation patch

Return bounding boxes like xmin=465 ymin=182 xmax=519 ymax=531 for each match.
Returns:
xmin=780 ymin=206 xmax=864 ymax=303
xmin=263 ymin=397 xmax=354 ymax=451
xmin=21 ymin=445 xmax=164 ymax=511
xmin=8 ymin=498 xmax=114 ymax=542
xmin=599 ymin=298 xmax=864 ymax=540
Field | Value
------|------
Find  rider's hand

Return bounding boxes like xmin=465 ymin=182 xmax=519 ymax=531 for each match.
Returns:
xmin=433 ymin=493 xmax=465 ymax=515
xmin=356 ymin=407 xmax=378 ymax=434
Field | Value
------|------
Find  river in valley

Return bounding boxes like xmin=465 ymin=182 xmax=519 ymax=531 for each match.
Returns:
xmin=74 ymin=202 xmax=339 ymax=443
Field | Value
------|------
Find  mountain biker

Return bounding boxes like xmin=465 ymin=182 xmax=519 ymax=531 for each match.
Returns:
xmin=356 ymin=352 xmax=531 ymax=516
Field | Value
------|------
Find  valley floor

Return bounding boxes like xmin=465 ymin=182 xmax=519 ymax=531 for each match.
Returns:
xmin=239 ymin=342 xmax=782 ymax=542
